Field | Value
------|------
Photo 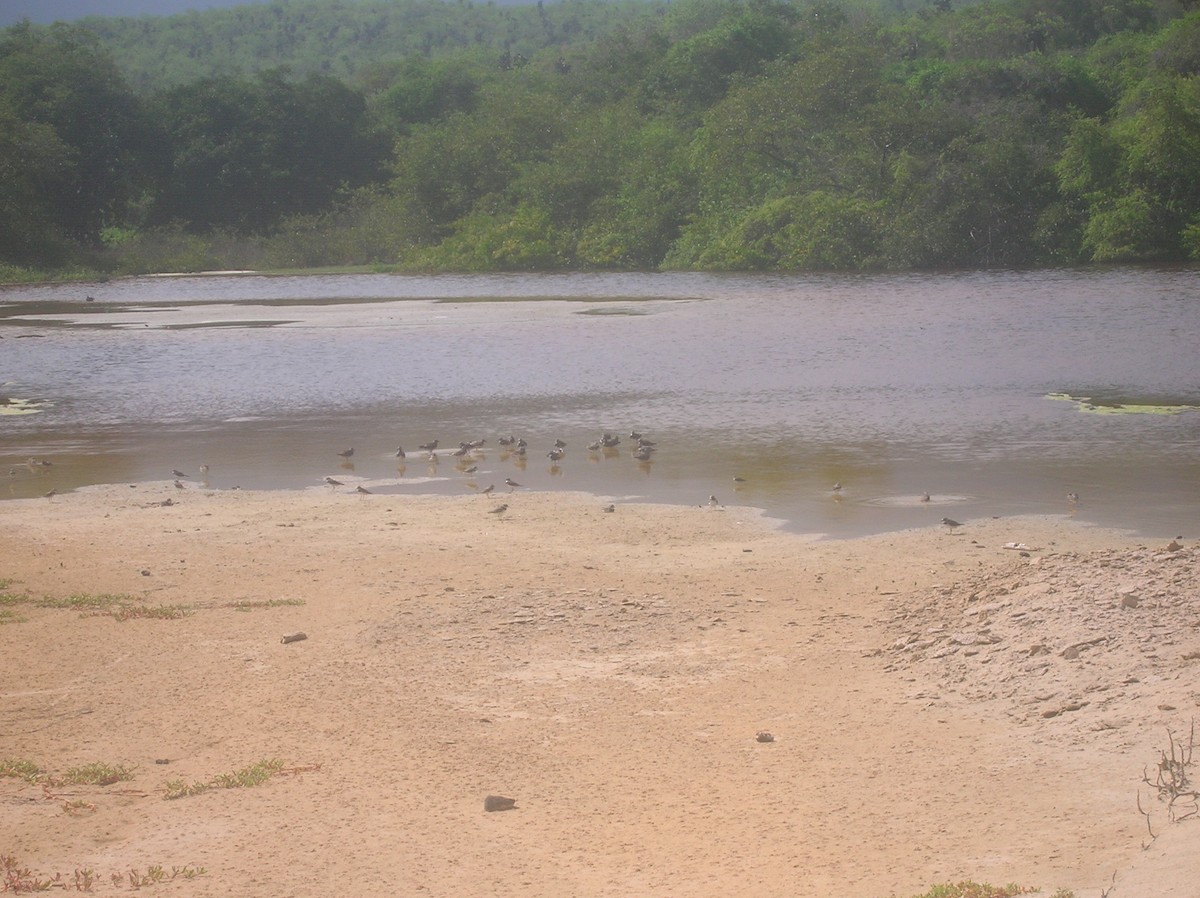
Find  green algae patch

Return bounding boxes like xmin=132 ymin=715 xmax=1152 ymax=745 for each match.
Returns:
xmin=1046 ymin=392 xmax=1200 ymax=416
xmin=0 ymin=396 xmax=51 ymax=416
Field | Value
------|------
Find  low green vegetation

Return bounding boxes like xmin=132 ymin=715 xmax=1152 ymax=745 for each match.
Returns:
xmin=2 ymin=0 xmax=1199 ymax=277
xmin=0 ymin=587 xmax=301 ymax=623
xmin=2 ymin=855 xmax=205 ymax=892
xmin=898 ymin=884 xmax=1073 ymax=898
xmin=0 ymin=758 xmax=135 ymax=786
xmin=225 ymin=598 xmax=306 ymax=612
xmin=163 ymin=758 xmax=285 ymax=800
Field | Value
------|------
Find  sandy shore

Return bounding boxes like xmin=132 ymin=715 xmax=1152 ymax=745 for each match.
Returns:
xmin=1 ymin=484 xmax=1196 ymax=897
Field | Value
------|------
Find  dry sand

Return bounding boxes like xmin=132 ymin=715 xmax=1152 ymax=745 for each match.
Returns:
xmin=1 ymin=484 xmax=1196 ymax=897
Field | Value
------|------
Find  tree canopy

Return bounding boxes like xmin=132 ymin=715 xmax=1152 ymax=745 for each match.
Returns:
xmin=2 ymin=0 xmax=1198 ymax=277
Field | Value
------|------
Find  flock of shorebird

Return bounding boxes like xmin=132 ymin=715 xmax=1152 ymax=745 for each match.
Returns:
xmin=318 ymin=431 xmax=664 ymax=513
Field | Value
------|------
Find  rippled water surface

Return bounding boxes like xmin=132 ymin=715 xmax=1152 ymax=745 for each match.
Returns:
xmin=2 ymin=269 xmax=1198 ymax=538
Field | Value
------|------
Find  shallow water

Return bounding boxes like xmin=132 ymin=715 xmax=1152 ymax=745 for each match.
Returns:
xmin=2 ymin=268 xmax=1198 ymax=538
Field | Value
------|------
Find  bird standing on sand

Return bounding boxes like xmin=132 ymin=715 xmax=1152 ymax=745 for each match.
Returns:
xmin=505 ymin=478 xmax=522 ymax=491
xmin=356 ymin=485 xmax=371 ymax=495
xmin=419 ymin=439 xmax=439 ymax=452
xmin=921 ymin=492 xmax=931 ymax=503
xmin=482 ymin=484 xmax=495 ymax=496
xmin=324 ymin=476 xmax=344 ymax=486
xmin=942 ymin=517 xmax=963 ymax=529
xmin=173 ymin=479 xmax=185 ymax=490
xmin=708 ymin=495 xmax=720 ymax=507
xmin=488 ymin=503 xmax=508 ymax=515
xmin=172 ymin=469 xmax=187 ymax=478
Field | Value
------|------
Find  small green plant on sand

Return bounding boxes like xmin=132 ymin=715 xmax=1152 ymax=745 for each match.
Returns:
xmin=60 ymin=761 xmax=136 ymax=786
xmin=109 ymin=603 xmax=194 ymax=621
xmin=225 ymin=598 xmax=306 ymax=611
xmin=0 ymin=758 xmax=44 ymax=784
xmin=0 ymin=608 xmax=26 ymax=625
xmin=36 ymin=592 xmax=132 ymax=610
xmin=0 ymin=758 xmax=135 ymax=787
xmin=164 ymin=758 xmax=287 ymax=800
xmin=115 ymin=864 xmax=206 ymax=888
xmin=901 ymin=885 xmax=1072 ymax=898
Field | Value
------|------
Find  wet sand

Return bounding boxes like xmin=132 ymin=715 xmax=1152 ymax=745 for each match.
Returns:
xmin=1 ymin=484 xmax=1197 ymax=897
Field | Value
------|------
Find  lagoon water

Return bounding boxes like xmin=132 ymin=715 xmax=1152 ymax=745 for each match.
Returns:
xmin=2 ymin=268 xmax=1198 ymax=538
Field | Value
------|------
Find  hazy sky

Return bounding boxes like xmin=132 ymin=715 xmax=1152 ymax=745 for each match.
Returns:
xmin=1 ymin=0 xmax=260 ymax=26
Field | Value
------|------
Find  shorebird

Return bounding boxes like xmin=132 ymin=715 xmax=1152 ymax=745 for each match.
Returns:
xmin=355 ymin=485 xmax=371 ymax=495
xmin=44 ymin=488 xmax=56 ymax=499
xmin=199 ymin=464 xmax=209 ymax=477
xmin=630 ymin=431 xmax=644 ymax=441
xmin=636 ymin=438 xmax=656 ymax=448
xmin=324 ymin=476 xmax=344 ymax=486
xmin=602 ymin=504 xmax=615 ymax=513
xmin=172 ymin=469 xmax=187 ymax=478
xmin=395 ymin=446 xmax=406 ymax=459
xmin=505 ymin=478 xmax=522 ymax=491
xmin=418 ymin=439 xmax=439 ymax=452
xmin=1067 ymin=492 xmax=1080 ymax=503
xmin=452 ymin=445 xmax=470 ymax=458
xmin=832 ymin=482 xmax=843 ymax=493
xmin=708 ymin=495 xmax=720 ymax=507
xmin=547 ymin=448 xmax=565 ymax=462
xmin=482 ymin=484 xmax=495 ymax=496
xmin=463 ymin=465 xmax=477 ymax=475
xmin=498 ymin=435 xmax=515 ymax=447
xmin=633 ymin=447 xmax=653 ymax=462
xmin=338 ymin=447 xmax=354 ymax=459
xmin=553 ymin=438 xmax=567 ymax=449
xmin=601 ymin=433 xmax=620 ymax=448
xmin=921 ymin=492 xmax=931 ymax=503
xmin=586 ymin=440 xmax=602 ymax=451
xmin=173 ymin=479 xmax=184 ymax=490
xmin=942 ymin=517 xmax=963 ymax=529
xmin=488 ymin=503 xmax=508 ymax=515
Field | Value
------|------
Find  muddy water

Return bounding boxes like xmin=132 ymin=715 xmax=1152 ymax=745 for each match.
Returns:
xmin=2 ymin=268 xmax=1197 ymax=538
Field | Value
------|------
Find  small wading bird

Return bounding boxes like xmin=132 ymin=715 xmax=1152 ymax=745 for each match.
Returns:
xmin=338 ymin=447 xmax=354 ymax=459
xmin=172 ymin=469 xmax=187 ymax=478
xmin=356 ymin=485 xmax=371 ymax=495
xmin=488 ymin=503 xmax=508 ymax=515
xmin=395 ymin=446 xmax=406 ymax=459
xmin=505 ymin=478 xmax=522 ymax=491
xmin=324 ymin=476 xmax=344 ymax=486
xmin=418 ymin=439 xmax=439 ymax=452
xmin=547 ymin=448 xmax=565 ymax=462
xmin=942 ymin=517 xmax=963 ymax=529
xmin=482 ymin=484 xmax=495 ymax=496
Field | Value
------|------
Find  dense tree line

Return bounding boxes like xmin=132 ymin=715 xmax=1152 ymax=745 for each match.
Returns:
xmin=1 ymin=0 xmax=1198 ymax=278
